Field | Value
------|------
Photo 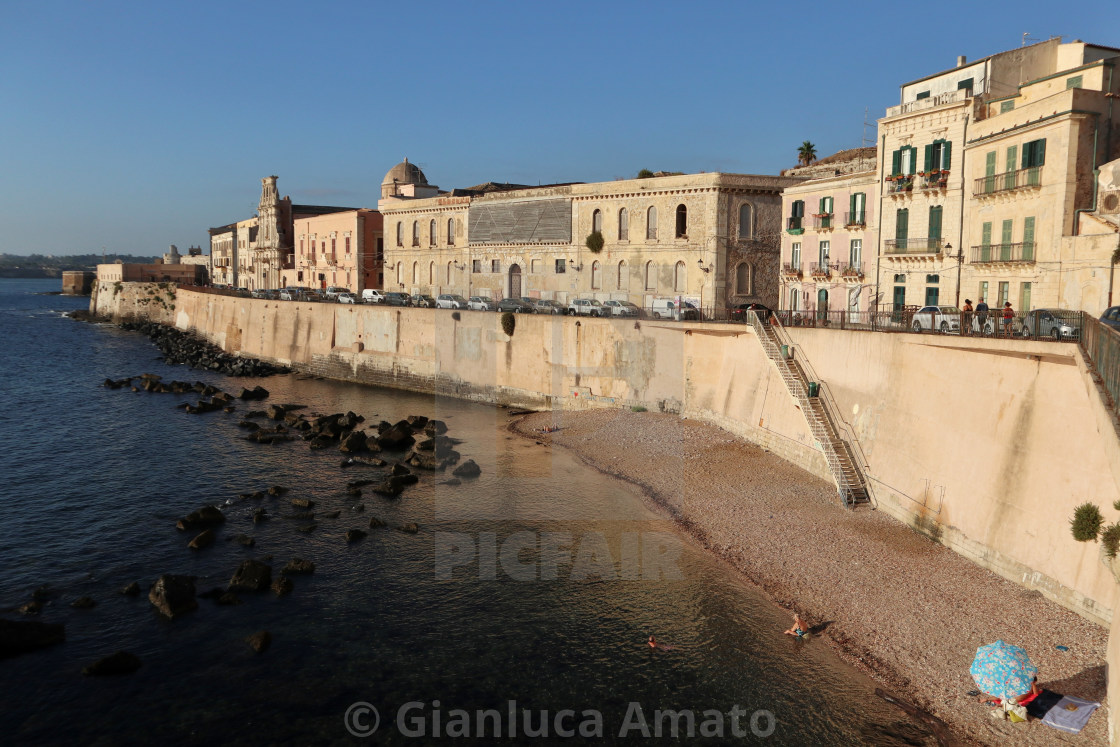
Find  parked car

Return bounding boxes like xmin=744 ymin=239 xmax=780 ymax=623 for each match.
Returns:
xmin=361 ymin=289 xmax=387 ymax=304
xmin=602 ymin=300 xmax=640 ymax=317
xmin=296 ymin=289 xmax=324 ymax=302
xmin=411 ymin=294 xmax=436 ymax=308
xmin=911 ymin=305 xmax=961 ymax=334
xmin=234 ymin=287 xmax=251 ymax=297
xmin=650 ymin=298 xmax=699 ymax=321
xmin=337 ymin=292 xmax=358 ymax=304
xmin=1102 ymin=306 xmax=1120 ymax=332
xmin=467 ymin=296 xmax=496 ymax=311
xmin=324 ymin=286 xmax=351 ymax=300
xmin=279 ymin=287 xmax=308 ymax=301
xmin=1020 ymin=308 xmax=1080 ymax=340
xmin=531 ymin=299 xmax=566 ymax=315
xmin=568 ymin=298 xmax=606 ymax=317
xmin=497 ymin=298 xmax=535 ymax=313
xmin=730 ymin=303 xmax=772 ymax=323
xmin=436 ymin=294 xmax=468 ymax=309
xmin=250 ymin=288 xmax=271 ymax=299
xmin=385 ymin=292 xmax=412 ymax=306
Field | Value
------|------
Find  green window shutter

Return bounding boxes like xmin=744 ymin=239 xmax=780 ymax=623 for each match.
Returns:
xmin=1006 ymin=146 xmax=1017 ymax=173
xmin=1066 ymin=75 xmax=1082 ymax=89
xmin=1000 ymin=100 xmax=1015 ymax=113
xmin=896 ymin=208 xmax=909 ymax=243
xmin=924 ymin=145 xmax=933 ymax=172
xmin=1036 ymin=139 xmax=1045 ymax=166
xmin=1023 ymin=217 xmax=1035 ymax=260
xmin=908 ymin=146 xmax=917 ymax=174
xmin=985 ymin=151 xmax=996 ymax=176
xmin=850 ymin=193 xmax=856 ymax=217
xmin=928 ymin=206 xmax=943 ymax=240
xmin=941 ymin=141 xmax=951 ymax=170
xmin=1001 ymin=220 xmax=1013 ymax=244
xmin=981 ymin=222 xmax=992 ymax=245
xmin=891 ymin=149 xmax=901 ymax=176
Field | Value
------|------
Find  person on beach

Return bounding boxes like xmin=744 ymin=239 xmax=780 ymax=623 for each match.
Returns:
xmin=783 ymin=613 xmax=810 ymax=639
xmin=961 ymin=299 xmax=973 ymax=336
xmin=976 ymin=297 xmax=989 ymax=335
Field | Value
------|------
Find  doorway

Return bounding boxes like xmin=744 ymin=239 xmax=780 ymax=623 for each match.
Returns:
xmin=509 ymin=264 xmax=522 ymax=298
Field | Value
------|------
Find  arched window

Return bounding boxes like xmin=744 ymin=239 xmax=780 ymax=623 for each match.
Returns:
xmin=429 ymin=219 xmax=436 ymax=247
xmin=412 ymin=222 xmax=419 ymax=247
xmin=395 ymin=264 xmax=401 ymax=285
xmin=396 ymin=223 xmax=403 ymax=247
xmin=617 ymin=260 xmax=629 ymax=290
xmin=646 ymin=207 xmax=658 ymax=240
xmin=429 ymin=261 xmax=435 ymax=285
xmin=736 ymin=263 xmax=752 ymax=294
xmin=447 ymin=262 xmax=453 ymax=284
xmin=618 ymin=209 xmax=629 ymax=240
xmin=447 ymin=218 xmax=455 ymax=246
xmin=645 ymin=260 xmax=656 ymax=291
xmin=592 ymin=209 xmax=602 ymax=234
xmin=738 ymin=204 xmax=754 ymax=239
xmin=412 ymin=261 xmax=418 ymax=284
xmin=789 ymin=287 xmax=799 ymax=312
xmin=591 ymin=260 xmax=601 ymax=289
xmin=675 ymin=204 xmax=687 ymax=238
xmin=674 ymin=261 xmax=686 ymax=292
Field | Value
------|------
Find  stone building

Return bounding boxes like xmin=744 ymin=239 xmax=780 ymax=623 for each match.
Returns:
xmin=378 ymin=159 xmax=801 ymax=311
xmin=290 ymin=209 xmax=384 ymax=291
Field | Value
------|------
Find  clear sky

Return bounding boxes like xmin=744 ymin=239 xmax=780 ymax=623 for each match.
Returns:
xmin=2 ymin=0 xmax=1115 ymax=255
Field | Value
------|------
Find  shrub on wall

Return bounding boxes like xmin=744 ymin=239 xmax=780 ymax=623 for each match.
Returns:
xmin=1103 ymin=523 xmax=1120 ymax=558
xmin=1070 ymin=502 xmax=1104 ymax=542
xmin=585 ymin=231 xmax=604 ymax=254
xmin=500 ymin=312 xmax=515 ymax=337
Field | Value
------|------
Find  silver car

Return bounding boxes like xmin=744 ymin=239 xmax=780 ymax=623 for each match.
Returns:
xmin=567 ymin=298 xmax=606 ymax=317
xmin=1020 ymin=308 xmax=1079 ymax=340
xmin=467 ymin=296 xmax=496 ymax=311
xmin=602 ymin=300 xmax=639 ymax=317
xmin=436 ymin=294 xmax=468 ymax=309
xmin=911 ymin=305 xmax=961 ymax=334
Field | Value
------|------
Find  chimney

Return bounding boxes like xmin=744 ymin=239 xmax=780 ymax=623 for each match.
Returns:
xmin=957 ymin=55 xmax=967 ymax=68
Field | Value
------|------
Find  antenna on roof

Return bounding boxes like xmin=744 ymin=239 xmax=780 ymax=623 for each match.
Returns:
xmin=1022 ymin=32 xmax=1039 ymax=46
xmin=862 ymin=107 xmax=874 ymax=148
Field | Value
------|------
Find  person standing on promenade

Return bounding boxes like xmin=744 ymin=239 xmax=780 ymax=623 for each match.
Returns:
xmin=961 ymin=299 xmax=973 ymax=336
xmin=1002 ymin=301 xmax=1014 ymax=337
xmin=975 ymin=297 xmax=989 ymax=335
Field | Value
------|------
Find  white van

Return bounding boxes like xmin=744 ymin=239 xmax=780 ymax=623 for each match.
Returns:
xmin=361 ymin=289 xmax=386 ymax=304
xmin=651 ymin=297 xmax=700 ymax=321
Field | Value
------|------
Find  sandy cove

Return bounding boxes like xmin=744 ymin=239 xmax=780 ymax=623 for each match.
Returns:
xmin=510 ymin=408 xmax=1109 ymax=746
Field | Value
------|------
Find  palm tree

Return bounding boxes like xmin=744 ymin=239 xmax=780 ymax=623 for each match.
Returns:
xmin=797 ymin=141 xmax=818 ymax=166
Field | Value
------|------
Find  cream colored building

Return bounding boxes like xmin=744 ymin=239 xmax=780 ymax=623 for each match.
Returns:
xmin=378 ymin=160 xmax=801 ymax=311
xmin=291 ymin=209 xmax=384 ymax=291
xmin=209 ymin=224 xmax=236 ymax=286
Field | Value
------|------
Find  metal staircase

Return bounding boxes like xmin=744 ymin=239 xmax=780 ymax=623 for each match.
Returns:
xmin=745 ymin=313 xmax=870 ymax=508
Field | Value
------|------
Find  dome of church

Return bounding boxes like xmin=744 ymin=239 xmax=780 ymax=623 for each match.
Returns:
xmin=381 ymin=158 xmax=428 ymax=188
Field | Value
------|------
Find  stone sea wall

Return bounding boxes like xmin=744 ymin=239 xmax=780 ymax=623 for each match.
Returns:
xmin=93 ymin=284 xmax=1120 ymax=629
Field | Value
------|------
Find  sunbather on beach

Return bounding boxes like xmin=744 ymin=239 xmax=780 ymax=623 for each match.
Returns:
xmin=783 ymin=613 xmax=809 ymax=639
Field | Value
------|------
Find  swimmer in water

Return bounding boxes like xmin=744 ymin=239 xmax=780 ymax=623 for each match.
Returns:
xmin=648 ymin=635 xmax=674 ymax=651
xmin=783 ymin=613 xmax=810 ymax=639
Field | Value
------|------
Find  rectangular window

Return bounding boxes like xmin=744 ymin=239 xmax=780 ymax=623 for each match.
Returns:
xmin=1001 ymin=219 xmax=1013 ymax=260
xmin=928 ymin=206 xmax=943 ymax=242
xmin=849 ymin=239 xmax=862 ymax=269
xmin=818 ymin=240 xmax=830 ymax=266
xmin=1000 ymin=100 xmax=1015 ymax=113
xmin=957 ymin=78 xmax=974 ymax=93
xmin=1023 ymin=217 xmax=1036 ymax=260
xmin=791 ymin=242 xmax=801 ymax=269
xmin=998 ymin=282 xmax=1010 ymax=306
xmin=555 ymin=259 xmax=566 ymax=274
xmin=491 ymin=259 xmax=500 ymax=273
xmin=979 ymin=281 xmax=988 ymax=304
xmin=895 ymin=208 xmax=909 ymax=245
xmin=331 ymin=238 xmax=336 ymax=253
xmin=472 ymin=259 xmax=481 ymax=273
xmin=916 ymin=91 xmax=930 ymax=100
xmin=1005 ymin=145 xmax=1018 ymax=190
xmin=1019 ymin=282 xmax=1032 ymax=312
xmin=849 ymin=192 xmax=866 ymax=225
xmin=345 ymin=237 xmax=351 ymax=254
xmin=980 ymin=222 xmax=992 ymax=262
xmin=1022 ymin=139 xmax=1046 ymax=168
xmin=1066 ymin=75 xmax=1083 ymax=89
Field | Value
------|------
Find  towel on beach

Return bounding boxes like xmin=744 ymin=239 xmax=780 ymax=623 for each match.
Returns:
xmin=1024 ymin=689 xmax=1063 ymax=719
xmin=1040 ymin=695 xmax=1100 ymax=734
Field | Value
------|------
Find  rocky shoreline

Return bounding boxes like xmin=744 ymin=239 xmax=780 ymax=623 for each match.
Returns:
xmin=510 ymin=408 xmax=1109 ymax=747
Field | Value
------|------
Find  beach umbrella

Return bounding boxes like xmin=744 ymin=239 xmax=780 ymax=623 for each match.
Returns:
xmin=970 ymin=640 xmax=1037 ymax=700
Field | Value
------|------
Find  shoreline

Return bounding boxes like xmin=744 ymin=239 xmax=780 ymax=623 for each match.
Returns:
xmin=508 ymin=408 xmax=1109 ymax=746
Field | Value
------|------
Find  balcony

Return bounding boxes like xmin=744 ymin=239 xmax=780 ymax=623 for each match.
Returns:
xmin=919 ymin=171 xmax=950 ymax=190
xmin=970 ymin=242 xmax=1036 ymax=264
xmin=884 ymin=238 xmax=946 ymax=256
xmin=810 ymin=214 xmax=834 ymax=230
xmin=886 ymin=176 xmax=915 ymax=195
xmin=843 ymin=211 xmax=868 ymax=228
xmin=973 ymin=167 xmax=1043 ymax=197
xmin=840 ymin=262 xmax=865 ymax=279
xmin=809 ymin=261 xmax=839 ymax=279
xmin=884 ymin=88 xmax=970 ymax=118
xmin=786 ymin=217 xmax=804 ymax=235
xmin=781 ymin=262 xmax=803 ymax=279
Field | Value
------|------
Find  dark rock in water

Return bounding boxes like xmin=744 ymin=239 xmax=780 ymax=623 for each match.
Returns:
xmin=116 ymin=322 xmax=290 ymax=377
xmin=377 ymin=423 xmax=415 ymax=451
xmin=238 ymin=420 xmax=261 ymax=431
xmin=176 ymin=505 xmax=225 ymax=531
xmin=339 ymin=430 xmax=367 ymax=453
xmin=246 ymin=631 xmax=272 ymax=653
xmin=245 ymin=410 xmax=267 ymax=418
xmin=120 ymin=581 xmax=141 ymax=596
xmin=0 ymin=618 xmax=65 ymax=659
xmin=407 ymin=414 xmax=429 ymax=430
xmin=452 ymin=459 xmax=481 ymax=478
xmin=18 ymin=601 xmax=42 ymax=616
xmin=252 ymin=509 xmax=269 ymax=524
xmin=390 ymin=463 xmax=411 ymax=477
xmin=188 ymin=528 xmax=215 ymax=550
xmin=308 ymin=435 xmax=334 ymax=450
xmin=376 ymin=420 xmax=393 ymax=433
xmin=351 ymin=503 xmax=365 ymax=512
xmin=290 ymin=498 xmax=315 ymax=509
xmin=346 ymin=487 xmax=362 ymax=497
xmin=283 ymin=511 xmax=315 ymax=521
xmin=266 ymin=405 xmax=287 ymax=420
xmin=223 ymin=406 xmax=236 ymax=414
xmin=267 ymin=485 xmax=287 ymax=496
xmin=198 ymin=587 xmax=224 ymax=600
xmin=295 ymin=522 xmax=318 ymax=533
xmin=399 ymin=523 xmax=420 ymax=534
xmin=368 ymin=516 xmax=386 ymax=529
xmin=238 ymin=385 xmax=270 ymax=401
xmin=271 ymin=576 xmax=293 ymax=596
xmin=321 ymin=510 xmax=341 ymax=519
xmin=217 ymin=592 xmax=243 ymax=606
xmin=371 ymin=477 xmax=405 ymax=497
xmin=70 ymin=596 xmax=97 ymax=609
xmin=82 ymin=651 xmax=141 ymax=676
xmin=424 ymin=419 xmax=449 ymax=436
xmin=233 ymin=533 xmax=256 ymax=547
xmin=346 ymin=529 xmax=367 ymax=543
xmin=440 ymin=478 xmax=462 ymax=486
xmin=347 ymin=479 xmax=375 ymax=489
xmin=228 ymin=559 xmax=272 ymax=592
xmin=282 ymin=558 xmax=315 ymax=575
xmin=149 ymin=574 xmax=197 ymax=619
xmin=32 ymin=585 xmax=55 ymax=601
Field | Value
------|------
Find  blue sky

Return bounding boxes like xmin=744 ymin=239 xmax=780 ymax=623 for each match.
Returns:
xmin=2 ymin=1 xmax=1115 ymax=255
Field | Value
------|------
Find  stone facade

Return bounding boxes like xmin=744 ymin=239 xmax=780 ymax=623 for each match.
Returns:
xmin=379 ymin=167 xmax=801 ymax=312
xmin=290 ymin=209 xmax=384 ymax=291
xmin=209 ymin=224 xmax=235 ymax=286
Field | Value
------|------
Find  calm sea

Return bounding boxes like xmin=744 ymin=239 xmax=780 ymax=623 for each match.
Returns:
xmin=0 ymin=278 xmax=932 ymax=745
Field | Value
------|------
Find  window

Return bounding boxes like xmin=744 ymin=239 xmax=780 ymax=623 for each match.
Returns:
xmin=345 ymin=237 xmax=351 ymax=254
xmin=331 ymin=238 xmax=336 ymax=253
xmin=916 ymin=91 xmax=930 ymax=100
xmin=618 ymin=209 xmax=629 ymax=240
xmin=555 ymin=259 xmax=566 ymax=274
xmin=892 ymin=278 xmax=905 ymax=310
xmin=789 ymin=200 xmax=804 ymax=230
xmin=998 ymin=281 xmax=1009 ymax=306
xmin=592 ymin=209 xmax=602 ymax=234
xmin=980 ymin=221 xmax=992 ymax=261
xmin=789 ymin=288 xmax=799 ymax=312
xmin=675 ymin=204 xmax=687 ymax=238
xmin=849 ymin=192 xmax=866 ymax=225
xmin=1000 ymin=100 xmax=1015 ymax=113
xmin=412 ymin=222 xmax=419 ymax=247
xmin=644 ymin=261 xmax=656 ymax=291
xmin=472 ymin=259 xmax=481 ymax=273
xmin=491 ymin=259 xmax=500 ymax=273
xmin=1001 ymin=219 xmax=1013 ymax=260
xmin=849 ymin=239 xmax=862 ymax=269
xmin=447 ymin=262 xmax=453 ymax=284
xmin=1020 ymin=282 xmax=1032 ymax=312
xmin=617 ymin=260 xmax=629 ymax=290
xmin=791 ymin=242 xmax=801 ymax=269
xmin=447 ymin=218 xmax=455 ymax=246
xmin=646 ymin=207 xmax=658 ymax=240
xmin=396 ymin=223 xmax=403 ymax=247
xmin=891 ymin=145 xmax=918 ymax=176
xmin=1022 ymin=138 xmax=1046 ymax=168
xmin=928 ymin=206 xmax=943 ymax=242
xmin=429 ymin=262 xmax=434 ymax=284
xmin=957 ymin=78 xmax=974 ymax=93
xmin=978 ymin=281 xmax=988 ymax=304
xmin=736 ymin=263 xmax=751 ymax=294
xmin=1023 ymin=217 xmax=1036 ymax=260
xmin=819 ymin=240 xmax=830 ymax=267
xmin=674 ymin=261 xmax=686 ymax=292
xmin=396 ymin=264 xmax=401 ymax=285
xmin=1066 ymin=75 xmax=1083 ymax=90
xmin=738 ymin=203 xmax=753 ymax=238
xmin=925 ymin=275 xmax=939 ymax=306
xmin=591 ymin=261 xmax=601 ymax=289
xmin=429 ymin=220 xmax=436 ymax=247
xmin=412 ymin=261 xmax=418 ymax=284
xmin=924 ymin=139 xmax=951 ymax=172
xmin=895 ymin=208 xmax=909 ymax=245
xmin=311 ymin=240 xmax=316 ymax=252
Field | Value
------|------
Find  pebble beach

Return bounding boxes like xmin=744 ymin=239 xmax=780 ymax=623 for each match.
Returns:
xmin=511 ymin=408 xmax=1109 ymax=746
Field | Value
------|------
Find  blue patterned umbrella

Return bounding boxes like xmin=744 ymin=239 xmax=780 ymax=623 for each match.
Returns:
xmin=970 ymin=640 xmax=1037 ymax=700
